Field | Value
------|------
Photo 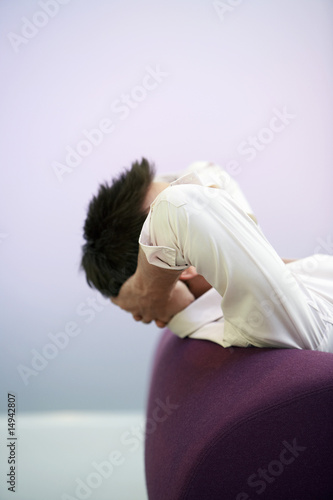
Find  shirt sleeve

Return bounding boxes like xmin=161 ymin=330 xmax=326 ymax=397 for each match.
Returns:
xmin=185 ymin=161 xmax=255 ymax=215
xmin=155 ymin=160 xmax=255 ymax=215
xmin=140 ymin=183 xmax=327 ymax=350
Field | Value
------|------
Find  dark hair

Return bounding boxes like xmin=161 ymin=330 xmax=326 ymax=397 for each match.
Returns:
xmin=80 ymin=158 xmax=155 ymax=297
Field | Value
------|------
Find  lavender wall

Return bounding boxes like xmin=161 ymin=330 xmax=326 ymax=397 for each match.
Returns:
xmin=0 ymin=0 xmax=332 ymax=413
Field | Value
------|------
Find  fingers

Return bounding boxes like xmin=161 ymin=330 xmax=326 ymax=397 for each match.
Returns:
xmin=155 ymin=319 xmax=168 ymax=328
xmin=111 ymin=295 xmax=169 ymax=326
xmin=179 ymin=266 xmax=198 ymax=281
xmin=133 ymin=313 xmax=167 ymax=327
xmin=133 ymin=314 xmax=153 ymax=324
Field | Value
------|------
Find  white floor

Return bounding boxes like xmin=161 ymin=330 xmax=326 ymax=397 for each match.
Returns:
xmin=0 ymin=411 xmax=148 ymax=500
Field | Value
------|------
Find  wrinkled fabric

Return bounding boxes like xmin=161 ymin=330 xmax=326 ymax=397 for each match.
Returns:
xmin=139 ymin=162 xmax=333 ymax=351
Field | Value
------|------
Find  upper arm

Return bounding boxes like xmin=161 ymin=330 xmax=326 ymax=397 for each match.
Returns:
xmin=149 ymin=184 xmax=318 ymax=348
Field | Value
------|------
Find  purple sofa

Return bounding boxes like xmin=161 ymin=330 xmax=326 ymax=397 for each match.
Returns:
xmin=145 ymin=329 xmax=333 ymax=500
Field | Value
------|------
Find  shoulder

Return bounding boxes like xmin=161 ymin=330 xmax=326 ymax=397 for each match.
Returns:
xmin=151 ymin=185 xmax=190 ymax=209
xmin=152 ymin=183 xmax=214 ymax=208
xmin=151 ymin=184 xmax=233 ymax=223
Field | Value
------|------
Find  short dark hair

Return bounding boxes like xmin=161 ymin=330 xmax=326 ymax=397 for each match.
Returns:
xmin=80 ymin=158 xmax=155 ymax=297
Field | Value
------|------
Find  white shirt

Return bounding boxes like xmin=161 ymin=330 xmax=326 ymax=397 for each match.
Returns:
xmin=154 ymin=161 xmax=254 ymax=216
xmin=139 ymin=162 xmax=333 ymax=352
xmin=168 ymin=287 xmax=226 ymax=347
xmin=167 ymin=257 xmax=333 ymax=352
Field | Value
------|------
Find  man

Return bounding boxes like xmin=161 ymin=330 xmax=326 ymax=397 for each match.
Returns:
xmin=81 ymin=158 xmax=257 ymax=327
xmin=81 ymin=158 xmax=333 ymax=351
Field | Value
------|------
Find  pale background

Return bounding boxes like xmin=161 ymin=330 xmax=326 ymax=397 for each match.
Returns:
xmin=0 ymin=0 xmax=332 ymax=499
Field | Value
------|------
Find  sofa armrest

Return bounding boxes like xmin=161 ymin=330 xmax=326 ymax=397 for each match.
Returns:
xmin=145 ymin=330 xmax=333 ymax=500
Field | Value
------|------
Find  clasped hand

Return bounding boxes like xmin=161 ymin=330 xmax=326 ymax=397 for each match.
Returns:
xmin=110 ymin=275 xmax=195 ymax=328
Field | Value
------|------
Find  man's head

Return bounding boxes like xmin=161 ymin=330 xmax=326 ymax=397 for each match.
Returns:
xmin=80 ymin=158 xmax=155 ymax=297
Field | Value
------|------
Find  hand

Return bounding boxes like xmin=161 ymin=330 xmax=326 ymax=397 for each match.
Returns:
xmin=110 ymin=273 xmax=145 ymax=317
xmin=111 ymin=277 xmax=194 ymax=326
xmin=153 ymin=281 xmax=195 ymax=328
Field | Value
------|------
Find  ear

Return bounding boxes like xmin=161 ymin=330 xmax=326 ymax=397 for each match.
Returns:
xmin=179 ymin=266 xmax=198 ymax=281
